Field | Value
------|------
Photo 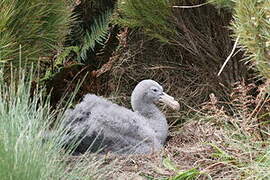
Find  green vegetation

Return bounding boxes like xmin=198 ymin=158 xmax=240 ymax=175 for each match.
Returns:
xmin=66 ymin=0 xmax=117 ymax=64
xmin=209 ymin=0 xmax=270 ymax=79
xmin=117 ymin=0 xmax=175 ymax=43
xmin=0 ymin=67 xmax=116 ymax=180
xmin=0 ymin=0 xmax=269 ymax=179
xmin=208 ymin=0 xmax=235 ymax=9
xmin=204 ymin=103 xmax=270 ymax=179
xmin=80 ymin=9 xmax=113 ymax=62
xmin=163 ymin=158 xmax=201 ymax=179
xmin=0 ymin=0 xmax=73 ymax=66
xmin=232 ymin=0 xmax=270 ymax=79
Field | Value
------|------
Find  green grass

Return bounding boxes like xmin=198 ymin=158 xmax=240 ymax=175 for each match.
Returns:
xmin=117 ymin=0 xmax=175 ymax=43
xmin=216 ymin=125 xmax=270 ymax=179
xmin=0 ymin=67 xmax=115 ymax=180
xmin=0 ymin=0 xmax=73 ymax=67
xmin=207 ymin=0 xmax=235 ymax=9
xmin=163 ymin=158 xmax=201 ymax=180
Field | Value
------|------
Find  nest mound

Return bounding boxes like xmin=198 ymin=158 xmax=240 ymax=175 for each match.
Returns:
xmin=102 ymin=120 xmax=233 ymax=179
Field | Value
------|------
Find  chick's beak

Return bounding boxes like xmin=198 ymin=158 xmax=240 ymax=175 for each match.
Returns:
xmin=159 ymin=93 xmax=180 ymax=111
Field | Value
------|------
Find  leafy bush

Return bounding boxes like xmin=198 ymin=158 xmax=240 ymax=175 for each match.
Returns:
xmin=208 ymin=0 xmax=234 ymax=9
xmin=0 ymin=0 xmax=73 ymax=67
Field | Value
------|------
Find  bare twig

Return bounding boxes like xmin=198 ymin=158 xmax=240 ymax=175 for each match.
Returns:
xmin=172 ymin=2 xmax=209 ymax=9
xmin=218 ymin=36 xmax=240 ymax=76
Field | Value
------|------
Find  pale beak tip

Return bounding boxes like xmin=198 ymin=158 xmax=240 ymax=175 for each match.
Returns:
xmin=159 ymin=93 xmax=180 ymax=111
xmin=171 ymin=101 xmax=180 ymax=111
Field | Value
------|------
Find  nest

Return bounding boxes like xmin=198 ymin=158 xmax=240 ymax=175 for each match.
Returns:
xmin=99 ymin=120 xmax=235 ymax=179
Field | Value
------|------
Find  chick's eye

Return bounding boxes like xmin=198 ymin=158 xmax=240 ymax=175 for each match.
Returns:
xmin=152 ymin=88 xmax=158 ymax=92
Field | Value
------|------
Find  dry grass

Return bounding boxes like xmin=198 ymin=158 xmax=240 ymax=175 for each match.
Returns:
xmin=109 ymin=31 xmax=212 ymax=111
xmin=96 ymin=120 xmax=232 ymax=179
xmin=114 ymin=0 xmax=253 ymax=111
xmin=81 ymin=80 xmax=270 ymax=180
xmin=51 ymin=79 xmax=270 ymax=179
xmin=108 ymin=29 xmax=251 ymax=119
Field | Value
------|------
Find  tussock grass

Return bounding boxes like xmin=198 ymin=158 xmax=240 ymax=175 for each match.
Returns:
xmin=209 ymin=0 xmax=270 ymax=80
xmin=0 ymin=0 xmax=73 ymax=66
xmin=0 ymin=67 xmax=116 ymax=180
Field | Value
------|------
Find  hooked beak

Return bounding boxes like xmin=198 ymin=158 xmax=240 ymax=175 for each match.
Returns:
xmin=159 ymin=93 xmax=180 ymax=111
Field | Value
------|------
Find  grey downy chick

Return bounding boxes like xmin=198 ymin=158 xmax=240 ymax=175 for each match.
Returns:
xmin=63 ymin=80 xmax=179 ymax=155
